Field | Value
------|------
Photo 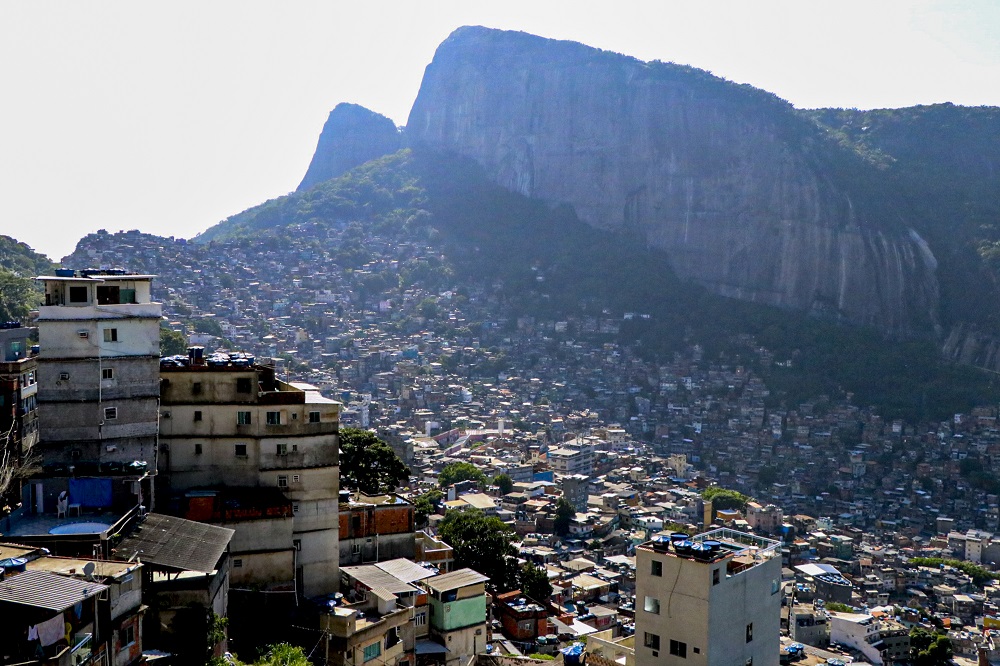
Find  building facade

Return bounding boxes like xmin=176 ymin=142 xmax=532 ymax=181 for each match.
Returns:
xmin=159 ymin=354 xmax=341 ymax=597
xmin=635 ymin=529 xmax=782 ymax=666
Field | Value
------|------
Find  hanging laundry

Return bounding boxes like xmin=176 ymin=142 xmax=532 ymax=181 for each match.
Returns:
xmin=36 ymin=612 xmax=64 ymax=647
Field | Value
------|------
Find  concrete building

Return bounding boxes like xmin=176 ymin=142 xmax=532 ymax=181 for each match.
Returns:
xmin=562 ymin=474 xmax=590 ymax=512
xmin=746 ymin=502 xmax=784 ymax=536
xmin=424 ymin=568 xmax=491 ymax=666
xmin=0 ymin=324 xmax=39 ymax=509
xmin=788 ymin=605 xmax=829 ymax=647
xmin=339 ymin=491 xmax=416 ymax=567
xmin=159 ymin=353 xmax=341 ymax=597
xmin=548 ymin=442 xmax=594 ymax=477
xmin=35 ymin=270 xmax=161 ymax=475
xmin=635 ymin=528 xmax=782 ymax=666
xmin=828 ymin=611 xmax=910 ymax=665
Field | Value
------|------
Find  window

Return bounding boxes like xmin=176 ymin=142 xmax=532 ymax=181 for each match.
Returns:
xmin=103 ymin=328 xmax=118 ymax=342
xmin=234 ymin=443 xmax=247 ymax=457
xmin=292 ymin=474 xmax=300 ymax=483
xmin=277 ymin=475 xmax=288 ymax=488
xmin=293 ymin=539 xmax=301 ymax=551
xmin=363 ymin=641 xmax=381 ymax=662
xmin=292 ymin=504 xmax=299 ymax=513
xmin=415 ymin=611 xmax=427 ymax=627
xmin=69 ymin=286 xmax=88 ymax=303
xmin=194 ymin=410 xmax=202 ymax=422
xmin=195 ymin=443 xmax=203 ymax=455
xmin=118 ymin=625 xmax=135 ymax=648
xmin=693 ymin=648 xmax=701 ymax=655
xmin=102 ymin=368 xmax=114 ymax=380
xmin=266 ymin=411 xmax=281 ymax=425
xmin=746 ymin=623 xmax=753 ymax=643
xmin=644 ymin=596 xmax=660 ymax=614
xmin=352 ymin=543 xmax=362 ymax=555
xmin=192 ymin=382 xmax=202 ymax=395
xmin=651 ymin=560 xmax=663 ymax=577
xmin=309 ymin=411 xmax=320 ymax=423
xmin=669 ymin=640 xmax=687 ymax=658
xmin=713 ymin=568 xmax=721 ymax=585
xmin=644 ymin=633 xmax=660 ymax=651
xmin=237 ymin=411 xmax=251 ymax=425
xmin=104 ymin=407 xmax=117 ymax=420
xmin=276 ymin=443 xmax=288 ymax=456
xmin=233 ymin=558 xmax=243 ymax=568
xmin=236 ymin=377 xmax=252 ymax=393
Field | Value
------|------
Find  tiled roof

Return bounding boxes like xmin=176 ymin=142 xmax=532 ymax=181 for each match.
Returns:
xmin=423 ymin=568 xmax=489 ymax=592
xmin=0 ymin=570 xmax=108 ymax=611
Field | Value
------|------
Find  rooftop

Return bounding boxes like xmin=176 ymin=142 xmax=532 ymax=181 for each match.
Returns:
xmin=423 ymin=567 xmax=489 ymax=593
xmin=113 ymin=513 xmax=234 ymax=573
xmin=639 ymin=527 xmax=781 ymax=573
xmin=0 ymin=569 xmax=108 ymax=611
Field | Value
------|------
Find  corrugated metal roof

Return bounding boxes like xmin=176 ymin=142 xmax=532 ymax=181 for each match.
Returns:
xmin=114 ymin=513 xmax=233 ymax=573
xmin=342 ymin=565 xmax=420 ymax=595
xmin=423 ymin=568 xmax=489 ymax=592
xmin=0 ymin=570 xmax=108 ymax=611
xmin=374 ymin=558 xmax=438 ymax=584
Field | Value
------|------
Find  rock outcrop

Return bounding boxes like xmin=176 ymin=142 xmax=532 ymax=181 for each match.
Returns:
xmin=406 ymin=27 xmax=940 ymax=333
xmin=298 ymin=103 xmax=402 ymax=192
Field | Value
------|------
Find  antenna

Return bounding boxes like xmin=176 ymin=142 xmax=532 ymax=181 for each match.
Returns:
xmin=83 ymin=562 xmax=96 ymax=581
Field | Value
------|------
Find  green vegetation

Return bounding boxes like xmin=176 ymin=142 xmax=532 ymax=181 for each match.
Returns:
xmin=0 ymin=235 xmax=54 ymax=276
xmin=208 ymin=642 xmax=311 ymax=666
xmin=910 ymin=627 xmax=953 ymax=666
xmin=908 ymin=557 xmax=999 ymax=586
xmin=701 ymin=487 xmax=750 ymax=512
xmin=0 ymin=269 xmax=37 ymax=323
xmin=160 ymin=326 xmax=188 ymax=355
xmin=492 ymin=473 xmax=514 ymax=495
xmin=823 ymin=602 xmax=854 ymax=613
xmin=439 ymin=509 xmax=518 ymax=591
xmin=438 ymin=461 xmax=486 ymax=488
xmin=553 ymin=497 xmax=575 ymax=537
xmin=338 ymin=428 xmax=410 ymax=494
xmin=519 ymin=563 xmax=553 ymax=603
xmin=193 ymin=146 xmax=1000 ymax=422
xmin=413 ymin=489 xmax=443 ymax=527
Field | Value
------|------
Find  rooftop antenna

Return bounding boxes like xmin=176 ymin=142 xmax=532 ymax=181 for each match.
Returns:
xmin=83 ymin=561 xmax=96 ymax=581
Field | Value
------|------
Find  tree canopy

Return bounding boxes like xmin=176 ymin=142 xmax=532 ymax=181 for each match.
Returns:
xmin=160 ymin=326 xmax=188 ymax=355
xmin=493 ymin=473 xmax=514 ymax=495
xmin=0 ymin=269 xmax=37 ymax=323
xmin=910 ymin=628 xmax=953 ymax=666
xmin=339 ymin=428 xmax=410 ymax=494
xmin=553 ymin=497 xmax=575 ymax=537
xmin=701 ymin=487 xmax=750 ymax=512
xmin=519 ymin=563 xmax=553 ymax=603
xmin=414 ymin=489 xmax=443 ymax=527
xmin=438 ymin=461 xmax=486 ymax=488
xmin=438 ymin=509 xmax=518 ymax=591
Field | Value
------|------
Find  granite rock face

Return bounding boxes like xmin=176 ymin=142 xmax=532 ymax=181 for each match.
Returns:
xmin=298 ymin=103 xmax=402 ymax=192
xmin=406 ymin=27 xmax=940 ymax=333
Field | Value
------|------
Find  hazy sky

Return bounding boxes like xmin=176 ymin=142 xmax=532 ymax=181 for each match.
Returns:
xmin=2 ymin=1 xmax=999 ymax=262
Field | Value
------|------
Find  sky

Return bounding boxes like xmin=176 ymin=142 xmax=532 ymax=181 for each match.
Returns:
xmin=2 ymin=1 xmax=1000 ymax=262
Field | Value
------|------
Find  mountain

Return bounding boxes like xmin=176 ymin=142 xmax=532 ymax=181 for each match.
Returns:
xmin=406 ymin=26 xmax=940 ymax=334
xmin=0 ymin=234 xmax=55 ymax=276
xmin=297 ymin=103 xmax=403 ymax=192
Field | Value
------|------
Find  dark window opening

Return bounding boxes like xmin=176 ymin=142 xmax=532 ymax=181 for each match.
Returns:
xmin=69 ymin=286 xmax=88 ymax=303
xmin=236 ymin=377 xmax=252 ymax=393
xmin=669 ymin=640 xmax=687 ymax=658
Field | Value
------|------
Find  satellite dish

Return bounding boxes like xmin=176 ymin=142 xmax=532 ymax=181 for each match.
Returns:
xmin=83 ymin=562 xmax=96 ymax=580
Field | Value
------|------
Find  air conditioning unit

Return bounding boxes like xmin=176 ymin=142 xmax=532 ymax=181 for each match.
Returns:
xmin=77 ymin=331 xmax=89 ymax=339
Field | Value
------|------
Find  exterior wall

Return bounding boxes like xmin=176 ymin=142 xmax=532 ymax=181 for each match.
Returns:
xmin=159 ymin=366 xmax=340 ymax=597
xmin=636 ymin=540 xmax=781 ymax=666
xmin=231 ymin=549 xmax=295 ymax=588
xmin=430 ymin=594 xmax=488 ymax=632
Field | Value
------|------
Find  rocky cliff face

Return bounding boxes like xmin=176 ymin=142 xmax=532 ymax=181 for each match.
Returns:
xmin=298 ymin=103 xmax=402 ymax=192
xmin=407 ymin=27 xmax=940 ymax=333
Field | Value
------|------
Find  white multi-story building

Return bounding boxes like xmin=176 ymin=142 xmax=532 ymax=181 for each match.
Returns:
xmin=635 ymin=528 xmax=782 ymax=666
xmin=34 ymin=270 xmax=161 ymax=512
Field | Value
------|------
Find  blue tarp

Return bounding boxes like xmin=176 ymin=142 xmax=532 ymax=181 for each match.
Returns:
xmin=69 ymin=478 xmax=113 ymax=507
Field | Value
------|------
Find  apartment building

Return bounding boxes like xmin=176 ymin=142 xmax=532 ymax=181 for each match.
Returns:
xmin=159 ymin=351 xmax=340 ymax=596
xmin=635 ymin=529 xmax=782 ymax=666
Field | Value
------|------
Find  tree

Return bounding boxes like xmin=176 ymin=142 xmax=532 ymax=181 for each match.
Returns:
xmin=339 ymin=428 xmax=410 ymax=494
xmin=518 ymin=563 xmax=553 ymax=603
xmin=701 ymin=487 xmax=750 ymax=512
xmin=438 ymin=509 xmax=518 ymax=591
xmin=438 ymin=461 xmax=486 ymax=488
xmin=255 ymin=643 xmax=311 ymax=666
xmin=553 ymin=497 xmax=575 ymax=537
xmin=160 ymin=326 xmax=188 ymax=355
xmin=0 ymin=269 xmax=36 ymax=323
xmin=910 ymin=628 xmax=953 ymax=666
xmin=493 ymin=473 xmax=514 ymax=495
xmin=414 ymin=489 xmax=443 ymax=527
